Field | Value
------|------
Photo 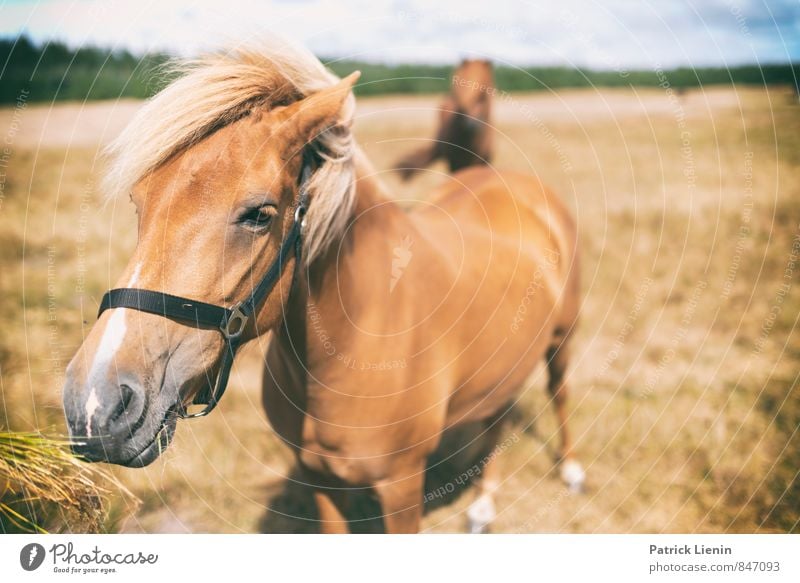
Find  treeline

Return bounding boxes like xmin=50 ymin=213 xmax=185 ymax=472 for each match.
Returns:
xmin=1 ymin=36 xmax=797 ymax=104
xmin=0 ymin=37 xmax=168 ymax=103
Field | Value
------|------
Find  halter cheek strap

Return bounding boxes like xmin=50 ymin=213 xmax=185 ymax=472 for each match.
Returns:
xmin=97 ymin=165 xmax=310 ymax=419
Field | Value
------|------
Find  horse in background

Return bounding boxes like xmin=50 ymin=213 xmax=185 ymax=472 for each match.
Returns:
xmin=61 ymin=41 xmax=584 ymax=533
xmin=394 ymin=59 xmax=494 ymax=180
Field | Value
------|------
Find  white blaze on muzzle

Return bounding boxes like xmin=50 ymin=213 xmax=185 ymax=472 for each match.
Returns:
xmin=84 ymin=263 xmax=141 ymax=436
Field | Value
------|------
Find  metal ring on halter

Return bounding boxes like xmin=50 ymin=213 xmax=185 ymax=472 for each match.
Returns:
xmin=294 ymin=202 xmax=307 ymax=228
xmin=221 ymin=302 xmax=248 ymax=340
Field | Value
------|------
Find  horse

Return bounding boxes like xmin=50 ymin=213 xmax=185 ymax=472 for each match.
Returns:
xmin=61 ymin=40 xmax=584 ymax=534
xmin=393 ymin=58 xmax=494 ymax=180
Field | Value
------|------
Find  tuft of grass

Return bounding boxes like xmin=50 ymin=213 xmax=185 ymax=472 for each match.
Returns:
xmin=0 ymin=431 xmax=137 ymax=533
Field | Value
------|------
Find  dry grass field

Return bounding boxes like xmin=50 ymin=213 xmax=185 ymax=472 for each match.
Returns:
xmin=0 ymin=85 xmax=798 ymax=533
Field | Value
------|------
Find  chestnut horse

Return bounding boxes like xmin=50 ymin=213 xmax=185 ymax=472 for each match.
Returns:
xmin=394 ymin=59 xmax=494 ymax=180
xmin=62 ymin=41 xmax=583 ymax=533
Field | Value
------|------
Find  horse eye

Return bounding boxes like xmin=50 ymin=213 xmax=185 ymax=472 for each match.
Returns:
xmin=239 ymin=205 xmax=277 ymax=231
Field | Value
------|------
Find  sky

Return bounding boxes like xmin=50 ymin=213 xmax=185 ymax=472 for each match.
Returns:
xmin=0 ymin=0 xmax=798 ymax=69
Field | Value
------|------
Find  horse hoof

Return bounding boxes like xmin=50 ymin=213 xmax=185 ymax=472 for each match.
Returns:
xmin=467 ymin=493 xmax=496 ymax=534
xmin=469 ymin=522 xmax=491 ymax=534
xmin=560 ymin=459 xmax=585 ymax=494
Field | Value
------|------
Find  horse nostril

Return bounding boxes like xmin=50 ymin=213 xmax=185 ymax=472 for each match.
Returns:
xmin=109 ymin=383 xmax=135 ymax=426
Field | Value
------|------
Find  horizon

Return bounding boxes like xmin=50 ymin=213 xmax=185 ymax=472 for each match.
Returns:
xmin=0 ymin=0 xmax=798 ymax=70
xmin=2 ymin=33 xmax=798 ymax=73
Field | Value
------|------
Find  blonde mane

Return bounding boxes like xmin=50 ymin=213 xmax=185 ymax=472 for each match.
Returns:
xmin=103 ymin=39 xmax=357 ymax=263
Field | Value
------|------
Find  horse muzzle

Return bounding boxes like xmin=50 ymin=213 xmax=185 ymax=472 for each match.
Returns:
xmin=63 ymin=374 xmax=177 ymax=467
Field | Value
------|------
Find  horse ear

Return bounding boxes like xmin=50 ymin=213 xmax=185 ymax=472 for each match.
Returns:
xmin=278 ymin=71 xmax=360 ymax=146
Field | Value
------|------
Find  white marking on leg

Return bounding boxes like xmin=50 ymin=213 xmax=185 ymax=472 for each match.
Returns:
xmin=467 ymin=492 xmax=496 ymax=534
xmin=560 ymin=459 xmax=586 ymax=493
xmin=85 ymin=263 xmax=142 ymax=431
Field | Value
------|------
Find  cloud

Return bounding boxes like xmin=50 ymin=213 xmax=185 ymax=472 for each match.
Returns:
xmin=0 ymin=0 xmax=797 ymax=68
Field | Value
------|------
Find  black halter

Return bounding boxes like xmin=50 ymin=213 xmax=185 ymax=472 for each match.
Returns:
xmin=97 ymin=165 xmax=311 ymax=419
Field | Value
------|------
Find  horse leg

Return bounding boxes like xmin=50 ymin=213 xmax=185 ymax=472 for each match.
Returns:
xmin=313 ymin=488 xmax=350 ymax=534
xmin=374 ymin=467 xmax=426 ymax=533
xmin=393 ymin=145 xmax=440 ymax=181
xmin=466 ymin=448 xmax=500 ymax=533
xmin=547 ymin=333 xmax=586 ymax=493
xmin=466 ymin=415 xmax=509 ymax=534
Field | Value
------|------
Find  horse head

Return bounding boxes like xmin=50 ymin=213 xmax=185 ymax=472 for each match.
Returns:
xmin=62 ymin=46 xmax=358 ymax=466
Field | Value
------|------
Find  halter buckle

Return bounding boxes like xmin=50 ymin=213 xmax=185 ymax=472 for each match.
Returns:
xmin=294 ymin=203 xmax=307 ymax=229
xmin=221 ymin=303 xmax=248 ymax=340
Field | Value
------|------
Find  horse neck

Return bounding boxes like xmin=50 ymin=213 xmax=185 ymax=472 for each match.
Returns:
xmin=281 ymin=147 xmax=420 ymax=367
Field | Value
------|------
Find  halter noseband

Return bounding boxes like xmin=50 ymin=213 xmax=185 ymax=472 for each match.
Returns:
xmin=97 ymin=165 xmax=311 ymax=419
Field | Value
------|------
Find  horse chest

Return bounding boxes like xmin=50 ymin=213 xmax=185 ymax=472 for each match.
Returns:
xmin=295 ymin=423 xmax=392 ymax=485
